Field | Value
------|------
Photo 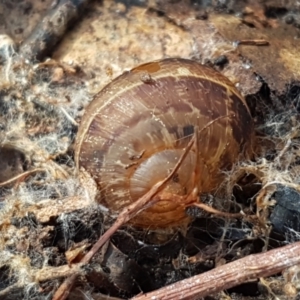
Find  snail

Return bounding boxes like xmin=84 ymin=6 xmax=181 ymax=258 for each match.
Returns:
xmin=75 ymin=58 xmax=253 ymax=228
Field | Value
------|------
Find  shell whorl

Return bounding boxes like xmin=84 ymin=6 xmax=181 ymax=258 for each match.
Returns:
xmin=75 ymin=58 xmax=253 ymax=228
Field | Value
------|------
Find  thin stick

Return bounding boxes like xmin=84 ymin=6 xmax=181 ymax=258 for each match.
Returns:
xmin=52 ymin=136 xmax=196 ymax=300
xmin=192 ymin=202 xmax=244 ymax=218
xmin=0 ymin=283 xmax=24 ymax=298
xmin=132 ymin=241 xmax=300 ymax=300
xmin=236 ymin=39 xmax=269 ymax=46
xmin=0 ymin=168 xmax=46 ymax=187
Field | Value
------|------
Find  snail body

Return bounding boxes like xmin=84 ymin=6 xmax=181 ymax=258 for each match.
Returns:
xmin=75 ymin=58 xmax=253 ymax=228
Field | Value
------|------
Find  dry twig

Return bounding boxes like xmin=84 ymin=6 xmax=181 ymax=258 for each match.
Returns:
xmin=191 ymin=202 xmax=244 ymax=218
xmin=52 ymin=136 xmax=196 ymax=300
xmin=236 ymin=39 xmax=270 ymax=46
xmin=132 ymin=241 xmax=300 ymax=300
xmin=0 ymin=168 xmax=46 ymax=187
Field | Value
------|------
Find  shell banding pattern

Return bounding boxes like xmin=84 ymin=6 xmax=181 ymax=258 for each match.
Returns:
xmin=75 ymin=58 xmax=253 ymax=228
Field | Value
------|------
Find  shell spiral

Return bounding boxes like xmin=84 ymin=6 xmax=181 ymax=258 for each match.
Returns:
xmin=75 ymin=58 xmax=253 ymax=228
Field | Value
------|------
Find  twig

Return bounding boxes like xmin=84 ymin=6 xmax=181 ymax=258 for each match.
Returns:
xmin=0 ymin=283 xmax=24 ymax=298
xmin=52 ymin=136 xmax=196 ymax=300
xmin=132 ymin=241 xmax=300 ymax=300
xmin=0 ymin=168 xmax=46 ymax=187
xmin=36 ymin=263 xmax=84 ymax=282
xmin=235 ymin=39 xmax=269 ymax=46
xmin=191 ymin=202 xmax=244 ymax=218
xmin=19 ymin=0 xmax=91 ymax=61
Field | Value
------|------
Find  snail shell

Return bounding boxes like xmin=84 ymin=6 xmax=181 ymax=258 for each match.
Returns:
xmin=75 ymin=58 xmax=253 ymax=228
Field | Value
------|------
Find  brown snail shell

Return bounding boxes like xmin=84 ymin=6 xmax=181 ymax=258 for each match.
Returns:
xmin=75 ymin=58 xmax=253 ymax=228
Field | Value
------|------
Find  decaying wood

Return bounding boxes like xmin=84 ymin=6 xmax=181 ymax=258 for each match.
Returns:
xmin=19 ymin=0 xmax=91 ymax=61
